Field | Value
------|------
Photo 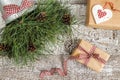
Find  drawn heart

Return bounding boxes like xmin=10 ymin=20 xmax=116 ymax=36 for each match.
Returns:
xmin=92 ymin=5 xmax=112 ymax=24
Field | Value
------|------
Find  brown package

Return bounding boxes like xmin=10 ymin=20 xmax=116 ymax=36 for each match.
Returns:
xmin=86 ymin=0 xmax=120 ymax=30
xmin=71 ymin=40 xmax=110 ymax=72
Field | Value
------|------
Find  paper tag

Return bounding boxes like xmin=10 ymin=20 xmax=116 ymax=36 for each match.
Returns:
xmin=92 ymin=5 xmax=112 ymax=24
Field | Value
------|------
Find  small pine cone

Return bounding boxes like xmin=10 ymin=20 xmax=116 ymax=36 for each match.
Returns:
xmin=0 ymin=43 xmax=4 ymax=51
xmin=0 ymin=43 xmax=11 ymax=51
xmin=62 ymin=14 xmax=71 ymax=25
xmin=36 ymin=12 xmax=46 ymax=22
xmin=28 ymin=43 xmax=36 ymax=52
xmin=4 ymin=44 xmax=11 ymax=51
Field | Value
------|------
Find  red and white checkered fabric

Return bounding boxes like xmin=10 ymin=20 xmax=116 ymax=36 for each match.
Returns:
xmin=3 ymin=0 xmax=33 ymax=19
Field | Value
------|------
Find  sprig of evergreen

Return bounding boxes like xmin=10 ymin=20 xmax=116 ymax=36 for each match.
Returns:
xmin=0 ymin=0 xmax=75 ymax=64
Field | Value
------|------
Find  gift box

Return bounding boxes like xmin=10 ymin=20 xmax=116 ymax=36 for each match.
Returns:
xmin=86 ymin=0 xmax=120 ymax=30
xmin=71 ymin=40 xmax=110 ymax=72
xmin=0 ymin=0 xmax=37 ymax=24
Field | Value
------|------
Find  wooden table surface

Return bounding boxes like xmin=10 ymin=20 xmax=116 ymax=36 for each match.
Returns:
xmin=0 ymin=0 xmax=120 ymax=80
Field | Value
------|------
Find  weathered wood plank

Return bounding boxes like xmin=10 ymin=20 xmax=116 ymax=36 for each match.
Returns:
xmin=0 ymin=0 xmax=120 ymax=80
xmin=0 ymin=55 xmax=120 ymax=80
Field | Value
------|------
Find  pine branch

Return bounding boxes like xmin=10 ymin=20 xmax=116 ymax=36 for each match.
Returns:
xmin=0 ymin=0 xmax=76 ymax=64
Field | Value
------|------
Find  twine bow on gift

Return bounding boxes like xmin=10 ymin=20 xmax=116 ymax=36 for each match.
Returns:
xmin=3 ymin=0 xmax=34 ymax=19
xmin=78 ymin=45 xmax=106 ymax=65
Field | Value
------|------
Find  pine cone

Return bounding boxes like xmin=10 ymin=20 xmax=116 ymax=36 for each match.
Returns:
xmin=62 ymin=14 xmax=71 ymax=25
xmin=28 ymin=43 xmax=36 ymax=52
xmin=4 ymin=44 xmax=11 ymax=51
xmin=0 ymin=43 xmax=11 ymax=51
xmin=0 ymin=43 xmax=4 ymax=51
xmin=36 ymin=12 xmax=46 ymax=22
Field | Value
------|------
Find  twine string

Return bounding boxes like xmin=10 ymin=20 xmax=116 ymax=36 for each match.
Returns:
xmin=103 ymin=2 xmax=120 ymax=12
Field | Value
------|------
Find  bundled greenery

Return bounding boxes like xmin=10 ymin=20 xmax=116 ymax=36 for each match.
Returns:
xmin=0 ymin=0 xmax=75 ymax=64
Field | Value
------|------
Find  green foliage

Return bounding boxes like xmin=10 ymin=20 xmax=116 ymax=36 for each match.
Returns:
xmin=0 ymin=0 xmax=75 ymax=64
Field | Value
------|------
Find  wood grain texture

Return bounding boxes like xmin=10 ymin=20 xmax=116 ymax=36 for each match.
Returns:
xmin=0 ymin=0 xmax=120 ymax=80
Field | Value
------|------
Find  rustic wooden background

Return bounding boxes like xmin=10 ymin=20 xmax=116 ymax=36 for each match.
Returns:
xmin=0 ymin=0 xmax=120 ymax=80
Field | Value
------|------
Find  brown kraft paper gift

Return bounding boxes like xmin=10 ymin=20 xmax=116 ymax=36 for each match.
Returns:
xmin=86 ymin=0 xmax=120 ymax=30
xmin=71 ymin=40 xmax=110 ymax=72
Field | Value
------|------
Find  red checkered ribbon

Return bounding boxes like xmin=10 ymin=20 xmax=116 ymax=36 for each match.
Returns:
xmin=39 ymin=45 xmax=106 ymax=79
xmin=78 ymin=46 xmax=106 ymax=65
xmin=3 ymin=0 xmax=34 ymax=19
xmin=40 ymin=56 xmax=78 ymax=80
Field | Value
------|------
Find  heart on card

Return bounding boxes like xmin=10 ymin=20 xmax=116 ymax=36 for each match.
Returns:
xmin=92 ymin=5 xmax=112 ymax=24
